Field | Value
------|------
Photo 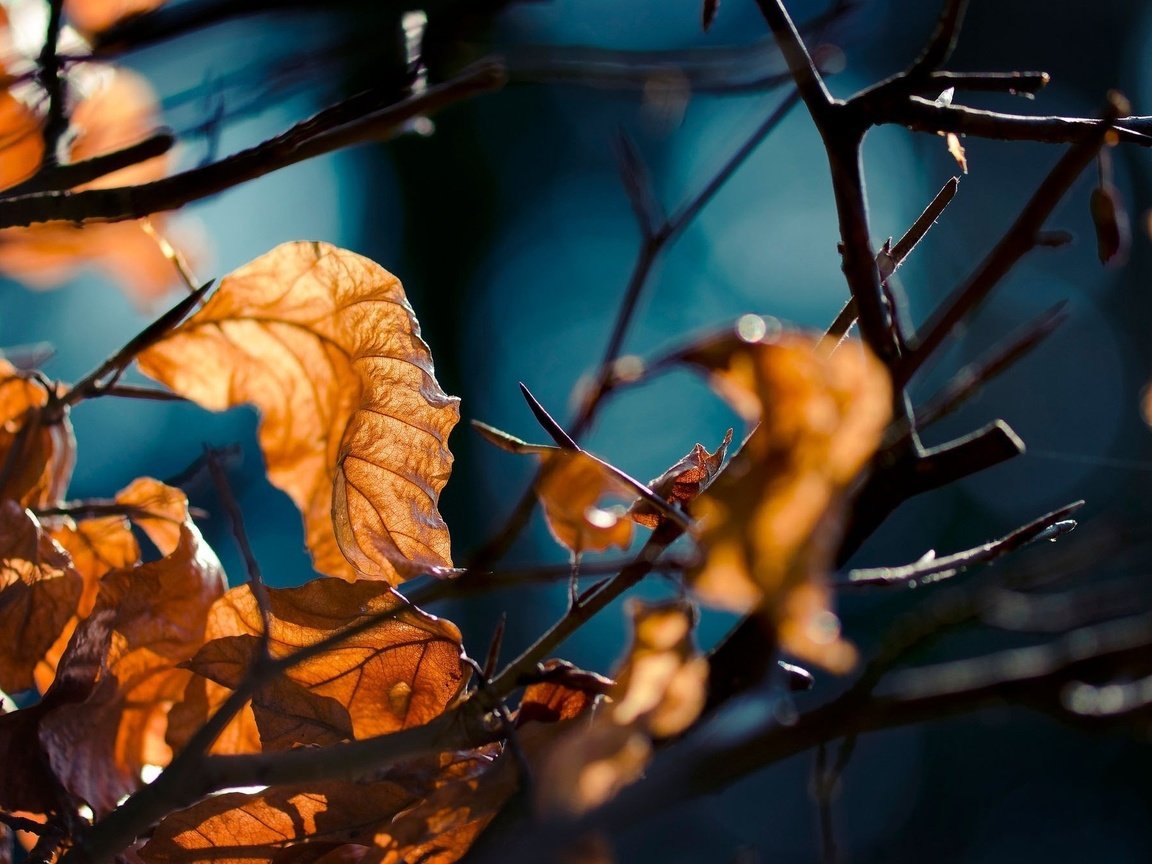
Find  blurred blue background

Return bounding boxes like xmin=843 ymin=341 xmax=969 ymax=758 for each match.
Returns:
xmin=4 ymin=0 xmax=1152 ymax=859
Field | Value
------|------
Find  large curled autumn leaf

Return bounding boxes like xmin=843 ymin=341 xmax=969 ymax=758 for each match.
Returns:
xmin=685 ymin=332 xmax=891 ymax=673
xmin=139 ymin=242 xmax=460 ymax=583
xmin=168 ymin=578 xmax=466 ymax=755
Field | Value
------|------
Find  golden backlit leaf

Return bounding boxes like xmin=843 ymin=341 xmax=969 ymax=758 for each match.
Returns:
xmin=38 ymin=489 xmax=227 ymax=815
xmin=628 ymin=429 xmax=732 ymax=529
xmin=141 ymin=753 xmax=510 ymax=864
xmin=138 ymin=242 xmax=460 ymax=583
xmin=536 ymin=451 xmax=637 ymax=555
xmin=170 ymin=579 xmax=466 ymax=754
xmin=0 ymin=68 xmax=186 ymax=301
xmin=517 ymin=659 xmax=613 ymax=726
xmin=535 ymin=600 xmax=707 ymax=816
xmin=140 ymin=780 xmax=420 ymax=864
xmin=0 ymin=360 xmax=75 ymax=508
xmin=65 ymin=0 xmax=165 ymax=36
xmin=609 ymin=599 xmax=708 ymax=739
xmin=687 ymin=334 xmax=891 ymax=673
xmin=945 ymin=132 xmax=968 ymax=174
xmin=0 ymin=90 xmax=44 ymax=192
xmin=0 ymin=501 xmax=83 ymax=692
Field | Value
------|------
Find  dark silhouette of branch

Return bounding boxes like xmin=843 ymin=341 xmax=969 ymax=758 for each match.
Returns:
xmin=0 ymin=63 xmax=504 ymax=229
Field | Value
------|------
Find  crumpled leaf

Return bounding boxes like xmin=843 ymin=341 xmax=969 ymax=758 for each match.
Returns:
xmin=0 ymin=501 xmax=83 ymax=692
xmin=138 ymin=242 xmax=460 ymax=583
xmin=140 ymin=749 xmax=511 ymax=864
xmin=0 ymin=604 xmax=113 ymax=815
xmin=65 ymin=0 xmax=166 ymax=35
xmin=37 ymin=482 xmax=227 ymax=815
xmin=517 ymin=659 xmax=613 ymax=726
xmin=0 ymin=67 xmax=190 ymax=301
xmin=33 ymin=475 xmax=190 ymax=695
xmin=685 ymin=333 xmax=891 ymax=673
xmin=0 ymin=360 xmax=75 ymax=508
xmin=628 ymin=429 xmax=732 ymax=529
xmin=536 ymin=451 xmax=637 ymax=555
xmin=535 ymin=599 xmax=707 ymax=816
xmin=169 ymin=578 xmax=466 ymax=754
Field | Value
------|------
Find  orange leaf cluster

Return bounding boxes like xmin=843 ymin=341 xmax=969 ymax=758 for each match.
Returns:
xmin=139 ymin=242 xmax=461 ymax=583
xmin=535 ymin=599 xmax=707 ymax=816
xmin=0 ymin=479 xmax=227 ymax=818
xmin=685 ymin=332 xmax=892 ymax=672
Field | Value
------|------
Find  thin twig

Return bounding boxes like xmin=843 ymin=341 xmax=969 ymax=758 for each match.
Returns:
xmin=844 ymin=500 xmax=1082 ymax=587
xmin=0 ymin=63 xmax=505 ymax=229
xmin=914 ymin=302 xmax=1068 ymax=428
xmin=63 ymin=280 xmax=213 ymax=407
xmin=901 ymin=96 xmax=1123 ymax=384
xmin=204 ymin=448 xmax=273 ymax=651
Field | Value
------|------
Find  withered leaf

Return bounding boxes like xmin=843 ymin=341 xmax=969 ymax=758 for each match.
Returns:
xmin=517 ymin=659 xmax=613 ymax=726
xmin=945 ymin=132 xmax=968 ymax=174
xmin=65 ymin=0 xmax=166 ymax=35
xmin=0 ymin=360 xmax=75 ymax=508
xmin=170 ymin=578 xmax=466 ymax=754
xmin=38 ymin=487 xmax=227 ymax=815
xmin=0 ymin=91 xmax=44 ymax=193
xmin=535 ymin=599 xmax=707 ymax=816
xmin=536 ymin=451 xmax=637 ymax=555
xmin=141 ymin=752 xmax=511 ymax=864
xmin=0 ymin=501 xmax=83 ymax=692
xmin=138 ymin=242 xmax=460 ymax=583
xmin=687 ymin=334 xmax=891 ymax=673
xmin=629 ymin=429 xmax=732 ymax=529
xmin=0 ymin=68 xmax=186 ymax=301
xmin=0 ymin=605 xmax=114 ymax=815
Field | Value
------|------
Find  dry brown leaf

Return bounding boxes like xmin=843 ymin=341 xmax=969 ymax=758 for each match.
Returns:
xmin=0 ymin=90 xmax=44 ymax=192
xmin=517 ymin=659 xmax=613 ymax=726
xmin=535 ymin=599 xmax=707 ymax=816
xmin=945 ymin=132 xmax=968 ymax=174
xmin=536 ymin=451 xmax=637 ymax=555
xmin=169 ymin=578 xmax=466 ymax=754
xmin=0 ymin=361 xmax=75 ymax=508
xmin=686 ymin=334 xmax=891 ymax=673
xmin=0 ymin=501 xmax=83 ymax=692
xmin=140 ymin=752 xmax=510 ymax=864
xmin=0 ymin=68 xmax=187 ymax=301
xmin=65 ymin=0 xmax=165 ymax=35
xmin=628 ymin=429 xmax=732 ymax=529
xmin=140 ymin=779 xmax=421 ymax=864
xmin=0 ymin=604 xmax=113 ymax=815
xmin=38 ymin=488 xmax=227 ymax=815
xmin=138 ymin=242 xmax=460 ymax=583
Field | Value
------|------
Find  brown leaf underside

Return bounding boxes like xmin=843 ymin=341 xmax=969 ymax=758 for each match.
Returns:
xmin=138 ymin=241 xmax=460 ymax=583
